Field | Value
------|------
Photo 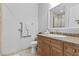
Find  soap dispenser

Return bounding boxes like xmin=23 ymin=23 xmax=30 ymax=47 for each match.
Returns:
xmin=44 ymin=30 xmax=50 ymax=34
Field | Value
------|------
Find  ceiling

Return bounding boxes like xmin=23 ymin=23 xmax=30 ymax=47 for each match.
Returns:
xmin=50 ymin=3 xmax=79 ymax=15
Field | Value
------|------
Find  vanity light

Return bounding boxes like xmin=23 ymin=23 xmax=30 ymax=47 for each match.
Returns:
xmin=60 ymin=10 xmax=63 ymax=13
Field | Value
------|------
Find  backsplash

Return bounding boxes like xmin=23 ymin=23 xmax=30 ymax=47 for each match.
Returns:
xmin=49 ymin=28 xmax=79 ymax=37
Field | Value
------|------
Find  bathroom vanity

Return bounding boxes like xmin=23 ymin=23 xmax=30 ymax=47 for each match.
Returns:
xmin=37 ymin=34 xmax=79 ymax=56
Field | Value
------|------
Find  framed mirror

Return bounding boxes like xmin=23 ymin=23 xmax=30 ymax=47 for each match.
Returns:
xmin=49 ymin=3 xmax=65 ymax=28
xmin=52 ymin=13 xmax=65 ymax=28
xmin=48 ymin=3 xmax=79 ymax=29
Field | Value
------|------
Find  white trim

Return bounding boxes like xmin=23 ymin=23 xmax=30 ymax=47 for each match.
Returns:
xmin=48 ymin=27 xmax=79 ymax=30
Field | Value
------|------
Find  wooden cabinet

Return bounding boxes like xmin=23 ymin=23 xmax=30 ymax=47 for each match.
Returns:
xmin=64 ymin=42 xmax=79 ymax=56
xmin=37 ymin=35 xmax=63 ymax=56
xmin=37 ymin=35 xmax=79 ymax=56
xmin=37 ymin=36 xmax=44 ymax=55
xmin=50 ymin=39 xmax=63 ymax=50
xmin=74 ymin=47 xmax=79 ymax=56
xmin=37 ymin=36 xmax=51 ymax=56
xmin=64 ymin=42 xmax=75 ymax=56
xmin=43 ymin=42 xmax=51 ymax=56
xmin=51 ymin=46 xmax=63 ymax=56
xmin=50 ymin=39 xmax=63 ymax=56
xmin=37 ymin=46 xmax=44 ymax=56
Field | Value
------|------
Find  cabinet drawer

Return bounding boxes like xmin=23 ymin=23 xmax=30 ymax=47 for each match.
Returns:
xmin=37 ymin=36 xmax=50 ymax=46
xmin=43 ymin=39 xmax=50 ymax=44
xmin=73 ymin=45 xmax=79 ymax=56
xmin=64 ymin=42 xmax=76 ymax=55
xmin=50 ymin=39 xmax=63 ymax=49
xmin=38 ymin=36 xmax=44 ymax=42
xmin=43 ymin=37 xmax=50 ymax=42
xmin=38 ymin=36 xmax=50 ymax=42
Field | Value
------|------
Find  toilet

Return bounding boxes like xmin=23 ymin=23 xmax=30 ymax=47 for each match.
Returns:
xmin=31 ymin=41 xmax=37 ymax=55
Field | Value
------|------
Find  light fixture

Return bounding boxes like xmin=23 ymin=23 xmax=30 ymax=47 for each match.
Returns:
xmin=60 ymin=10 xmax=63 ymax=13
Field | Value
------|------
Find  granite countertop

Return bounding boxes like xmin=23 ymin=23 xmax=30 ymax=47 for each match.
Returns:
xmin=38 ymin=34 xmax=79 ymax=45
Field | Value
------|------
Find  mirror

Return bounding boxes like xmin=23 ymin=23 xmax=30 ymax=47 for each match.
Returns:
xmin=52 ymin=12 xmax=65 ymax=28
xmin=49 ymin=3 xmax=79 ymax=28
xmin=50 ymin=3 xmax=65 ymax=28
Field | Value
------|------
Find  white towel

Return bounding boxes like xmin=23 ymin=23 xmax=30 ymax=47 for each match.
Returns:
xmin=22 ymin=23 xmax=28 ymax=36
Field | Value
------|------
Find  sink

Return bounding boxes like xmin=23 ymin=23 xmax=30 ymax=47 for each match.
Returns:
xmin=47 ymin=34 xmax=67 ymax=38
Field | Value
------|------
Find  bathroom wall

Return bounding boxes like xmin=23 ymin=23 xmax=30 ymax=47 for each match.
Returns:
xmin=38 ymin=3 xmax=50 ymax=32
xmin=49 ymin=28 xmax=79 ymax=34
xmin=69 ymin=5 xmax=79 ymax=27
xmin=1 ymin=3 xmax=38 ymax=54
xmin=1 ymin=3 xmax=50 ymax=55
xmin=0 ymin=4 xmax=2 ymax=55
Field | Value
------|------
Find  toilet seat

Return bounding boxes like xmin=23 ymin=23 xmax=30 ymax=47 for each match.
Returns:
xmin=31 ymin=41 xmax=37 ymax=55
xmin=31 ymin=41 xmax=37 ymax=45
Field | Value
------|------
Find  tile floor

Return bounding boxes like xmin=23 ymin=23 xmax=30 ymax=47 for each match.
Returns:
xmin=12 ymin=48 xmax=36 ymax=56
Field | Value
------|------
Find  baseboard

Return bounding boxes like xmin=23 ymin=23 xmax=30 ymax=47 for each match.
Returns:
xmin=1 ymin=47 xmax=31 ymax=56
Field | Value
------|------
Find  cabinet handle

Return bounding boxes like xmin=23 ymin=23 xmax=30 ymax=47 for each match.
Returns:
xmin=73 ymin=49 xmax=76 ymax=53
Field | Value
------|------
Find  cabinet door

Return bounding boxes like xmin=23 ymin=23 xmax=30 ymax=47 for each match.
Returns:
xmin=37 ymin=36 xmax=51 ymax=56
xmin=50 ymin=39 xmax=63 ymax=50
xmin=64 ymin=42 xmax=76 ymax=56
xmin=37 ymin=36 xmax=44 ymax=55
xmin=51 ymin=47 xmax=63 ymax=56
xmin=74 ymin=46 xmax=79 ymax=56
xmin=43 ymin=42 xmax=51 ymax=56
xmin=37 ymin=42 xmax=47 ymax=56
xmin=50 ymin=39 xmax=63 ymax=56
xmin=37 ymin=46 xmax=44 ymax=56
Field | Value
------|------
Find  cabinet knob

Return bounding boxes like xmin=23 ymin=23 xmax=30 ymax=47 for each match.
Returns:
xmin=73 ymin=49 xmax=76 ymax=52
